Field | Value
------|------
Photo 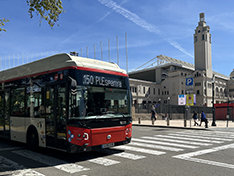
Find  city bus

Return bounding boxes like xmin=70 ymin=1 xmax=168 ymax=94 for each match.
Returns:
xmin=0 ymin=53 xmax=132 ymax=153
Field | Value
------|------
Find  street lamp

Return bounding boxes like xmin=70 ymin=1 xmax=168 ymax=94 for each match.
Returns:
xmin=158 ymin=98 xmax=161 ymax=114
xmin=211 ymin=76 xmax=216 ymax=126
xmin=167 ymin=97 xmax=170 ymax=126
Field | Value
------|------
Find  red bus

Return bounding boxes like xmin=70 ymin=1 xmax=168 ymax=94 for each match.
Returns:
xmin=0 ymin=53 xmax=132 ymax=153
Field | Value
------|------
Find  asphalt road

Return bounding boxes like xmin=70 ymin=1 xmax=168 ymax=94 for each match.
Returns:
xmin=1 ymin=126 xmax=234 ymax=176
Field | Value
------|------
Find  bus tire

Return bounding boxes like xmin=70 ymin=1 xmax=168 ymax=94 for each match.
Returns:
xmin=27 ymin=126 xmax=39 ymax=149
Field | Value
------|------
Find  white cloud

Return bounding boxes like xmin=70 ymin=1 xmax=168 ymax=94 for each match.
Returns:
xmin=98 ymin=0 xmax=193 ymax=58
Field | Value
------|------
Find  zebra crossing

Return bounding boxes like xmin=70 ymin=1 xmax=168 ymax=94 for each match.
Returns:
xmin=1 ymin=130 xmax=234 ymax=175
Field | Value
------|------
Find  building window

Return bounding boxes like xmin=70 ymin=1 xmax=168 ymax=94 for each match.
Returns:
xmin=143 ymin=87 xmax=145 ymax=94
xmin=158 ymin=89 xmax=160 ymax=95
xmin=181 ymin=82 xmax=183 ymax=84
xmin=194 ymin=36 xmax=197 ymax=42
xmin=202 ymin=34 xmax=205 ymax=40
xmin=195 ymin=82 xmax=201 ymax=86
xmin=148 ymin=88 xmax=150 ymax=94
xmin=181 ymin=72 xmax=183 ymax=76
xmin=162 ymin=91 xmax=164 ymax=95
xmin=167 ymin=91 xmax=169 ymax=95
xmin=153 ymin=88 xmax=155 ymax=95
xmin=182 ymin=90 xmax=184 ymax=94
xmin=197 ymin=90 xmax=200 ymax=94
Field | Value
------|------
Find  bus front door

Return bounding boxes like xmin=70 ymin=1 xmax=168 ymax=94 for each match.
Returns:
xmin=0 ymin=91 xmax=10 ymax=139
xmin=46 ymin=84 xmax=67 ymax=150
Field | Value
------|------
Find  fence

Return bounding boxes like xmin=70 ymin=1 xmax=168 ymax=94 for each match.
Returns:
xmin=133 ymin=103 xmax=213 ymax=120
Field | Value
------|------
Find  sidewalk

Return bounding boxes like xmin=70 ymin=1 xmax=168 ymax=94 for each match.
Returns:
xmin=132 ymin=119 xmax=234 ymax=130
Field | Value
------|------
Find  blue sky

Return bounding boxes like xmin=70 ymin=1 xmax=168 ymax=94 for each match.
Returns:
xmin=0 ymin=0 xmax=234 ymax=76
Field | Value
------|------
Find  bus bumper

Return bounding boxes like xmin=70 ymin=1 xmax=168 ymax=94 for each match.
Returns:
xmin=67 ymin=137 xmax=131 ymax=153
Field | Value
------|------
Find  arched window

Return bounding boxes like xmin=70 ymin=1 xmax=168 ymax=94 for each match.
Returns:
xmin=215 ymin=87 xmax=219 ymax=97
xmin=220 ymin=88 xmax=223 ymax=97
xmin=224 ymin=89 xmax=227 ymax=97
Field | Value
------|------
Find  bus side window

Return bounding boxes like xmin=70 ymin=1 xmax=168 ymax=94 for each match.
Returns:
xmin=11 ymin=87 xmax=26 ymax=117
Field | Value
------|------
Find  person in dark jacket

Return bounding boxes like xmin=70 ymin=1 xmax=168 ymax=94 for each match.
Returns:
xmin=192 ymin=111 xmax=199 ymax=126
xmin=151 ymin=105 xmax=157 ymax=125
xmin=199 ymin=111 xmax=208 ymax=128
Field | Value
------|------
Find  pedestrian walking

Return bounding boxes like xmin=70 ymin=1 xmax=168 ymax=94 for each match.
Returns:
xmin=192 ymin=111 xmax=199 ymax=126
xmin=151 ymin=105 xmax=157 ymax=125
xmin=199 ymin=111 xmax=208 ymax=128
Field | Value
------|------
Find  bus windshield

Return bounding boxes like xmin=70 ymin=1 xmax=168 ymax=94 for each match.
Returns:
xmin=69 ymin=86 xmax=131 ymax=120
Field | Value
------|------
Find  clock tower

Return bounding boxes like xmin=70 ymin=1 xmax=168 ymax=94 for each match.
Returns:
xmin=194 ymin=13 xmax=212 ymax=78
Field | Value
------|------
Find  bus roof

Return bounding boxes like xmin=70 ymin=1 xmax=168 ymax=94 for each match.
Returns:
xmin=0 ymin=53 xmax=127 ymax=82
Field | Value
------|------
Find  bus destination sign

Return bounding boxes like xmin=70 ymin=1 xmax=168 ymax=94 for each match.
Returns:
xmin=83 ymin=74 xmax=122 ymax=88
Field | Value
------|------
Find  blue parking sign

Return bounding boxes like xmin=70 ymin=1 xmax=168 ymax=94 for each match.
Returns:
xmin=186 ymin=78 xmax=193 ymax=86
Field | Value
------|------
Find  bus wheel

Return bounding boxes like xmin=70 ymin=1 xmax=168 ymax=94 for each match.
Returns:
xmin=27 ymin=127 xmax=39 ymax=149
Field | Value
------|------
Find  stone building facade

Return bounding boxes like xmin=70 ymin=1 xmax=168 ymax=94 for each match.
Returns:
xmin=129 ymin=13 xmax=234 ymax=107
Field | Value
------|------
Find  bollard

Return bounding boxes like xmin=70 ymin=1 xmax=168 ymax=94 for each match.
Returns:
xmin=184 ymin=119 xmax=187 ymax=127
xmin=138 ymin=118 xmax=141 ymax=124
xmin=167 ymin=117 xmax=170 ymax=126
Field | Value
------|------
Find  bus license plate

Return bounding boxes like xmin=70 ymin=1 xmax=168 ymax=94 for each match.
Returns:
xmin=102 ymin=143 xmax=115 ymax=148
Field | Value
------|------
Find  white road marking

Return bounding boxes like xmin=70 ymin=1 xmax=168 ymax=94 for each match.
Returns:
xmin=176 ymin=131 xmax=234 ymax=138
xmin=54 ymin=163 xmax=90 ymax=173
xmin=132 ymin=138 xmax=198 ymax=149
xmin=129 ymin=142 xmax=184 ymax=152
xmin=89 ymin=157 xmax=120 ymax=166
xmin=0 ymin=156 xmax=44 ymax=176
xmin=155 ymin=135 xmax=224 ymax=144
xmin=12 ymin=149 xmax=90 ymax=174
xmin=0 ymin=155 xmax=25 ymax=171
xmin=102 ymin=149 xmax=146 ymax=160
xmin=113 ymin=152 xmax=146 ymax=160
xmin=142 ymin=136 xmax=212 ymax=146
xmin=12 ymin=149 xmax=66 ymax=166
xmin=173 ymin=143 xmax=234 ymax=169
xmin=169 ymin=133 xmax=233 ymax=142
xmin=12 ymin=169 xmax=46 ymax=176
xmin=114 ymin=145 xmax=166 ymax=155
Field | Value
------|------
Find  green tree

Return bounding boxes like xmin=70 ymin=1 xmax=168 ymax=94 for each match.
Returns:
xmin=0 ymin=18 xmax=9 ymax=32
xmin=0 ymin=0 xmax=65 ymax=33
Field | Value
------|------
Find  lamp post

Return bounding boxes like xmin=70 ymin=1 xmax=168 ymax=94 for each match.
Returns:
xmin=211 ymin=76 xmax=216 ymax=126
xmin=158 ymin=98 xmax=161 ymax=114
xmin=167 ymin=97 xmax=170 ymax=126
